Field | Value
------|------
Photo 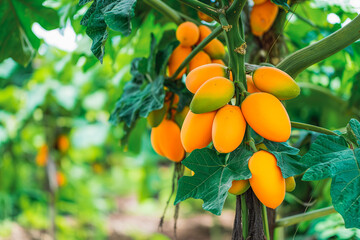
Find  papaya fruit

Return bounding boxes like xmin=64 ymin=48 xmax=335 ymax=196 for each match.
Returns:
xmin=56 ymin=171 xmax=66 ymax=187
xmin=198 ymin=25 xmax=226 ymax=59
xmin=248 ymin=150 xmax=285 ymax=209
xmin=184 ymin=166 xmax=195 ymax=176
xmin=36 ymin=144 xmax=48 ymax=167
xmin=228 ymin=179 xmax=250 ymax=195
xmin=181 ymin=110 xmax=216 ymax=153
xmin=285 ymin=176 xmax=296 ymax=192
xmin=246 ymin=75 xmax=260 ymax=93
xmin=147 ymin=104 xmax=167 ymax=127
xmin=174 ymin=106 xmax=190 ymax=127
xmin=189 ymin=51 xmax=212 ymax=72
xmin=211 ymin=59 xmax=225 ymax=65
xmin=212 ymin=105 xmax=246 ymax=153
xmin=56 ymin=135 xmax=70 ymax=153
xmin=252 ymin=66 xmax=300 ymax=100
xmin=197 ymin=11 xmax=213 ymax=22
xmin=250 ymin=0 xmax=278 ymax=37
xmin=151 ymin=119 xmax=185 ymax=162
xmin=168 ymin=45 xmax=192 ymax=79
xmin=253 ymin=0 xmax=266 ymax=4
xmin=186 ymin=63 xmax=230 ymax=93
xmin=190 ymin=77 xmax=234 ymax=114
xmin=176 ymin=21 xmax=200 ymax=47
xmin=241 ymin=92 xmax=291 ymax=142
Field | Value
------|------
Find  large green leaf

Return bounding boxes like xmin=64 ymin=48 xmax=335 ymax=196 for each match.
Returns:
xmin=302 ymin=119 xmax=360 ymax=228
xmin=174 ymin=145 xmax=253 ymax=215
xmin=0 ymin=0 xmax=59 ymax=66
xmin=80 ymin=0 xmax=138 ymax=62
xmin=263 ymin=140 xmax=307 ymax=178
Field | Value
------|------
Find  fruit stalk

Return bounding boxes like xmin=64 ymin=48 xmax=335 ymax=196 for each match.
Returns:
xmin=179 ymin=0 xmax=219 ymax=22
xmin=277 ymin=14 xmax=360 ymax=78
xmin=275 ymin=206 xmax=336 ymax=228
xmin=168 ymin=26 xmax=223 ymax=81
xmin=261 ymin=204 xmax=271 ymax=240
xmin=143 ymin=0 xmax=183 ymax=25
xmin=291 ymin=121 xmax=339 ymax=136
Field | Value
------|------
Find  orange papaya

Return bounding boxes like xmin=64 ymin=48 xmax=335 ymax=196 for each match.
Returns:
xmin=211 ymin=59 xmax=225 ymax=65
xmin=197 ymin=11 xmax=213 ymax=22
xmin=246 ymin=75 xmax=260 ymax=93
xmin=198 ymin=25 xmax=226 ymax=59
xmin=189 ymin=51 xmax=211 ymax=72
xmin=228 ymin=179 xmax=250 ymax=195
xmin=168 ymin=45 xmax=192 ymax=79
xmin=176 ymin=21 xmax=200 ymax=47
xmin=36 ymin=144 xmax=48 ymax=167
xmin=250 ymin=0 xmax=279 ymax=37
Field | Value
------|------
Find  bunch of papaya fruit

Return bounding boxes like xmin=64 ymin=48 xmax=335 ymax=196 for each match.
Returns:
xmin=250 ymin=0 xmax=279 ymax=37
xmin=168 ymin=21 xmax=226 ymax=79
xmin=180 ymin=63 xmax=300 ymax=208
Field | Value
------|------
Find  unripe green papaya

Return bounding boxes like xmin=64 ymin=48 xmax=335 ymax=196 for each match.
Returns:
xmin=147 ymin=104 xmax=167 ymax=127
xmin=190 ymin=77 xmax=234 ymax=114
xmin=228 ymin=179 xmax=250 ymax=195
xmin=174 ymin=106 xmax=190 ymax=127
xmin=253 ymin=66 xmax=300 ymax=100
xmin=285 ymin=176 xmax=296 ymax=192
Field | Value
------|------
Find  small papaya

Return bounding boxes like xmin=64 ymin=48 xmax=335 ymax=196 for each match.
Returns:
xmin=246 ymin=75 xmax=260 ymax=93
xmin=248 ymin=150 xmax=285 ymax=209
xmin=176 ymin=21 xmax=200 ymax=47
xmin=147 ymin=104 xmax=167 ymax=127
xmin=228 ymin=179 xmax=250 ymax=195
xmin=241 ymin=92 xmax=291 ymax=142
xmin=168 ymin=45 xmax=192 ymax=79
xmin=56 ymin=135 xmax=70 ymax=153
xmin=285 ymin=176 xmax=296 ymax=192
xmin=212 ymin=105 xmax=246 ymax=153
xmin=252 ymin=66 xmax=300 ymax=100
xmin=174 ymin=106 xmax=190 ymax=127
xmin=56 ymin=171 xmax=66 ymax=187
xmin=36 ymin=144 xmax=48 ymax=167
xmin=186 ymin=63 xmax=230 ymax=93
xmin=151 ymin=119 xmax=185 ymax=162
xmin=211 ymin=59 xmax=225 ymax=65
xmin=189 ymin=51 xmax=211 ymax=72
xmin=181 ymin=110 xmax=216 ymax=153
xmin=190 ymin=77 xmax=234 ymax=114
xmin=198 ymin=25 xmax=226 ymax=59
xmin=250 ymin=0 xmax=279 ymax=37
xmin=197 ymin=11 xmax=213 ymax=22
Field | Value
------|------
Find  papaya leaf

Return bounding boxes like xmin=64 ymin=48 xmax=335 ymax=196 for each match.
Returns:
xmin=271 ymin=0 xmax=290 ymax=10
xmin=302 ymin=124 xmax=360 ymax=228
xmin=0 ymin=0 xmax=59 ymax=66
xmin=262 ymin=140 xmax=307 ymax=178
xmin=80 ymin=0 xmax=138 ymax=62
xmin=175 ymin=145 xmax=253 ymax=215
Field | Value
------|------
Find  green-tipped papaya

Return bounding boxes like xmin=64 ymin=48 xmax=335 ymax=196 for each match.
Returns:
xmin=228 ymin=179 xmax=250 ymax=195
xmin=185 ymin=63 xmax=231 ymax=94
xmin=248 ymin=150 xmax=285 ymax=209
xmin=241 ymin=92 xmax=291 ymax=142
xmin=253 ymin=66 xmax=300 ymax=100
xmin=212 ymin=105 xmax=246 ymax=153
xmin=181 ymin=110 xmax=216 ymax=153
xmin=147 ymin=104 xmax=167 ymax=127
xmin=285 ymin=176 xmax=296 ymax=192
xmin=174 ymin=106 xmax=190 ymax=127
xmin=190 ymin=77 xmax=234 ymax=114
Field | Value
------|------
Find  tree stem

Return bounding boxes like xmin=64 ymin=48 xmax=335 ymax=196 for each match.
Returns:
xmin=291 ymin=121 xmax=339 ymax=136
xmin=241 ymin=194 xmax=248 ymax=239
xmin=261 ymin=204 xmax=271 ymax=240
xmin=275 ymin=206 xmax=336 ymax=228
xmin=143 ymin=0 xmax=183 ymax=25
xmin=277 ymin=14 xmax=360 ymax=78
xmin=178 ymin=0 xmax=219 ymax=22
xmin=167 ymin=25 xmax=223 ymax=80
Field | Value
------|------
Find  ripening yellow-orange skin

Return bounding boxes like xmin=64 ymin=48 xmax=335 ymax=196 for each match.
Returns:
xmin=56 ymin=171 xmax=66 ymax=187
xmin=212 ymin=105 xmax=246 ymax=153
xmin=212 ymin=59 xmax=225 ymax=65
xmin=176 ymin=22 xmax=200 ymax=47
xmin=198 ymin=25 xmax=226 ymax=59
xmin=151 ymin=119 xmax=185 ymax=162
xmin=246 ymin=75 xmax=260 ymax=93
xmin=250 ymin=0 xmax=279 ymax=37
xmin=248 ymin=150 xmax=285 ymax=209
xmin=168 ymin=45 xmax=192 ymax=79
xmin=190 ymin=77 xmax=234 ymax=114
xmin=197 ymin=11 xmax=213 ymax=22
xmin=36 ymin=144 xmax=48 ymax=167
xmin=285 ymin=176 xmax=296 ymax=192
xmin=253 ymin=0 xmax=267 ymax=4
xmin=189 ymin=51 xmax=211 ymax=72
xmin=181 ymin=110 xmax=216 ymax=153
xmin=241 ymin=92 xmax=291 ymax=142
xmin=228 ymin=180 xmax=250 ymax=195
xmin=253 ymin=66 xmax=300 ymax=100
xmin=186 ymin=63 xmax=229 ymax=93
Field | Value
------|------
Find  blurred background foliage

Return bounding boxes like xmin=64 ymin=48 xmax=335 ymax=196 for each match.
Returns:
xmin=0 ymin=0 xmax=359 ymax=239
